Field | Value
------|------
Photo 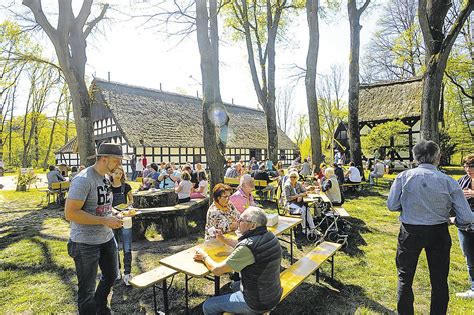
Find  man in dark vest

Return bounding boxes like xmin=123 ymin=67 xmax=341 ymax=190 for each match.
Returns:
xmin=194 ymin=207 xmax=282 ymax=314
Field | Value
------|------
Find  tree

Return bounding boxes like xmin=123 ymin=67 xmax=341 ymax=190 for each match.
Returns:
xmin=226 ymin=0 xmax=295 ymax=163
xmin=347 ymin=0 xmax=370 ymax=175
xmin=360 ymin=120 xmax=407 ymax=157
xmin=362 ymin=0 xmax=424 ymax=82
xmin=418 ymin=0 xmax=473 ymax=141
xmin=23 ymin=0 xmax=109 ymax=165
xmin=305 ymin=0 xmax=323 ymax=171
xmin=275 ymin=85 xmax=295 ymax=135
xmin=196 ymin=0 xmax=229 ymax=197
xmin=294 ymin=114 xmax=309 ymax=147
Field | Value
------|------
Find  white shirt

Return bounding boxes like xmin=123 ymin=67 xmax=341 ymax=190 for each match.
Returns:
xmin=199 ymin=180 xmax=208 ymax=196
xmin=177 ymin=180 xmax=192 ymax=199
xmin=348 ymin=166 xmax=362 ymax=182
xmin=136 ymin=159 xmax=144 ymax=171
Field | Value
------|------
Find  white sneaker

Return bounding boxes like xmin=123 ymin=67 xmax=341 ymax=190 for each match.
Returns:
xmin=115 ymin=273 xmax=122 ymax=281
xmin=456 ymin=289 xmax=474 ymax=299
xmin=123 ymin=274 xmax=133 ymax=286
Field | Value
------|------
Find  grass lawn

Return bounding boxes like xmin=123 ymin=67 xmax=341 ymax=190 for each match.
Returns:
xmin=1 ymin=172 xmax=473 ymax=313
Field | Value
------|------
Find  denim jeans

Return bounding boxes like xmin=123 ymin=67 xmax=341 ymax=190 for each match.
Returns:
xmin=67 ymin=237 xmax=119 ymax=315
xmin=114 ymin=228 xmax=132 ymax=275
xmin=458 ymin=229 xmax=474 ymax=290
xmin=396 ymin=223 xmax=451 ymax=315
xmin=203 ymin=281 xmax=257 ymax=315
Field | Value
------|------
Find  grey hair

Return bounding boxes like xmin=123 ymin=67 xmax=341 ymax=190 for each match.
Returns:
xmin=240 ymin=174 xmax=254 ymax=186
xmin=243 ymin=206 xmax=267 ymax=227
xmin=413 ymin=140 xmax=440 ymax=164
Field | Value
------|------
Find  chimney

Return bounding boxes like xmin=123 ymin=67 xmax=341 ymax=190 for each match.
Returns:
xmin=107 ymin=72 xmax=110 ymax=82
xmin=232 ymin=98 xmax=234 ymax=105
xmin=160 ymin=83 xmax=162 ymax=91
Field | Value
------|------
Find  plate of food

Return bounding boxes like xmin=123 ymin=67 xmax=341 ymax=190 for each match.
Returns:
xmin=121 ymin=208 xmax=141 ymax=217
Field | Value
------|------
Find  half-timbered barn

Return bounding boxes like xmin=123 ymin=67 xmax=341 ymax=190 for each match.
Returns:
xmin=56 ymin=79 xmax=297 ymax=172
xmin=334 ymin=77 xmax=424 ymax=161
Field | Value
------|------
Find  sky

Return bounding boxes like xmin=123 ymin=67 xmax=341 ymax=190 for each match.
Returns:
xmin=3 ymin=0 xmax=384 ymax=135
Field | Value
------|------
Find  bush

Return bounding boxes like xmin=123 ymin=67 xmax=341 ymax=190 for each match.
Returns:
xmin=15 ymin=171 xmax=38 ymax=191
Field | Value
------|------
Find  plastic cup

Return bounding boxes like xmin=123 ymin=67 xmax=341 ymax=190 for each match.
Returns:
xmin=123 ymin=216 xmax=132 ymax=229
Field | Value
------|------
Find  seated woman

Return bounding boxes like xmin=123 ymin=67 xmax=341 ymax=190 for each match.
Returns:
xmin=344 ymin=161 xmax=362 ymax=183
xmin=175 ymin=171 xmax=193 ymax=203
xmin=190 ymin=171 xmax=208 ymax=199
xmin=314 ymin=163 xmax=326 ymax=184
xmin=205 ymin=183 xmax=240 ymax=240
xmin=284 ymin=171 xmax=316 ymax=233
xmin=321 ymin=167 xmax=343 ymax=206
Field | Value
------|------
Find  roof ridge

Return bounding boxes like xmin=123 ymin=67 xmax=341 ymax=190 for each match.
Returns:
xmin=360 ymin=76 xmax=423 ymax=89
xmin=92 ymin=77 xmax=264 ymax=114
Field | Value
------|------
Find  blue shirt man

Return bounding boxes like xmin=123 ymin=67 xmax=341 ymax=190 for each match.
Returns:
xmin=387 ymin=140 xmax=474 ymax=315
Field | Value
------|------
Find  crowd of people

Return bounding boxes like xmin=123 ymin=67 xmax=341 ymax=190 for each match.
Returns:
xmin=61 ymin=142 xmax=474 ymax=314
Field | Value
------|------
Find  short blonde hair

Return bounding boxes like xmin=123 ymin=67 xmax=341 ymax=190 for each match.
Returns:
xmin=289 ymin=171 xmax=299 ymax=179
xmin=325 ymin=167 xmax=335 ymax=178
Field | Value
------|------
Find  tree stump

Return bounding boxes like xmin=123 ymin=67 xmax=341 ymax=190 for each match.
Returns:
xmin=133 ymin=190 xmax=177 ymax=208
xmin=161 ymin=211 xmax=189 ymax=239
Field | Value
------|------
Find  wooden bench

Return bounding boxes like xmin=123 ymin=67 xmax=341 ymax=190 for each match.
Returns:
xmin=341 ymin=182 xmax=365 ymax=192
xmin=42 ymin=181 xmax=70 ymax=206
xmin=129 ymin=265 xmax=178 ymax=315
xmin=332 ymin=206 xmax=350 ymax=218
xmin=280 ymin=241 xmax=342 ymax=301
xmin=135 ymin=198 xmax=209 ymax=240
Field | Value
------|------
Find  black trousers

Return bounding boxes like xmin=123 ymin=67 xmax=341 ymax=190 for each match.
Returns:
xmin=396 ymin=223 xmax=451 ymax=315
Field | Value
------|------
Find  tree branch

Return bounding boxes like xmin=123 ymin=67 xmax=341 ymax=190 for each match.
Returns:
xmin=442 ymin=0 xmax=473 ymax=55
xmin=22 ymin=0 xmax=57 ymax=39
xmin=445 ymin=71 xmax=473 ymax=100
xmin=84 ymin=3 xmax=109 ymax=38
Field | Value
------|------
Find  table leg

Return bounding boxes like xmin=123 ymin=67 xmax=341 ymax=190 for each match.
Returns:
xmin=214 ymin=275 xmax=220 ymax=296
xmin=185 ymin=274 xmax=189 ymax=314
xmin=331 ymin=256 xmax=334 ymax=279
xmin=290 ymin=228 xmax=294 ymax=264
xmin=163 ymin=278 xmax=169 ymax=315
xmin=152 ymin=285 xmax=158 ymax=315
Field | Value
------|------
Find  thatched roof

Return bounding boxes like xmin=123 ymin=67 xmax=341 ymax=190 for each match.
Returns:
xmin=55 ymin=137 xmax=77 ymax=154
xmin=359 ymin=77 xmax=423 ymax=122
xmin=90 ymin=78 xmax=297 ymax=150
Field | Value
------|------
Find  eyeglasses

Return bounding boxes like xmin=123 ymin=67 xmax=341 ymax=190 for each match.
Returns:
xmin=220 ymin=194 xmax=230 ymax=199
xmin=290 ymin=176 xmax=298 ymax=179
xmin=464 ymin=165 xmax=474 ymax=170
xmin=238 ymin=218 xmax=253 ymax=224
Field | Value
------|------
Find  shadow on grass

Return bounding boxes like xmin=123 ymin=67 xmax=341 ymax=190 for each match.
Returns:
xmin=275 ymin=275 xmax=396 ymax=314
xmin=0 ymin=200 xmax=78 ymax=306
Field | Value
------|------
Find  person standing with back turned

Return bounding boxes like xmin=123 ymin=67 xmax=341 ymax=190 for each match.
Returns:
xmin=65 ymin=143 xmax=127 ymax=314
xmin=387 ymin=140 xmax=474 ymax=315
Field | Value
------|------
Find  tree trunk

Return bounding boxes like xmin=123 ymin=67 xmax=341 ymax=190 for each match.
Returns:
xmin=196 ymin=0 xmax=227 ymax=200
xmin=43 ymin=88 xmax=63 ymax=169
xmin=347 ymin=0 xmax=369 ymax=175
xmin=305 ymin=0 xmax=323 ymax=171
xmin=418 ymin=0 xmax=473 ymax=141
xmin=23 ymin=0 xmax=109 ymax=166
xmin=64 ymin=97 xmax=71 ymax=145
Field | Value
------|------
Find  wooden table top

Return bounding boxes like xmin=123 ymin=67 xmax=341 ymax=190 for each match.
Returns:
xmin=159 ymin=239 xmax=233 ymax=277
xmin=159 ymin=215 xmax=302 ymax=277
xmin=304 ymin=192 xmax=331 ymax=203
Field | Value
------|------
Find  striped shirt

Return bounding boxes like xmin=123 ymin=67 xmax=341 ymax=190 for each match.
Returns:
xmin=387 ymin=164 xmax=474 ymax=226
xmin=458 ymin=174 xmax=474 ymax=210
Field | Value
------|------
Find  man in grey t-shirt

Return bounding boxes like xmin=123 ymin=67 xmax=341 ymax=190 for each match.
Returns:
xmin=65 ymin=143 xmax=126 ymax=315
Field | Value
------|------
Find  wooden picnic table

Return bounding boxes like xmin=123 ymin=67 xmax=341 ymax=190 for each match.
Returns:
xmin=159 ymin=215 xmax=302 ymax=311
xmin=304 ymin=192 xmax=331 ymax=204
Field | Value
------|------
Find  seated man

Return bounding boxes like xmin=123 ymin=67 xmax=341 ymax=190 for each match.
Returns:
xmin=47 ymin=165 xmax=65 ymax=189
xmin=158 ymin=164 xmax=181 ymax=189
xmin=344 ymin=161 xmax=362 ymax=184
xmin=230 ymin=174 xmax=257 ymax=214
xmin=254 ymin=164 xmax=276 ymax=201
xmin=333 ymin=163 xmax=345 ymax=184
xmin=194 ymin=207 xmax=283 ymax=314
xmin=369 ymin=159 xmax=385 ymax=185
xmin=225 ymin=162 xmax=242 ymax=178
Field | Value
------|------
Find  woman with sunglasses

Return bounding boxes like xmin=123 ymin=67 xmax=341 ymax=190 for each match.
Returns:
xmin=284 ymin=171 xmax=316 ymax=233
xmin=456 ymin=154 xmax=474 ymax=299
xmin=109 ymin=167 xmax=134 ymax=286
xmin=204 ymin=183 xmax=240 ymax=240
